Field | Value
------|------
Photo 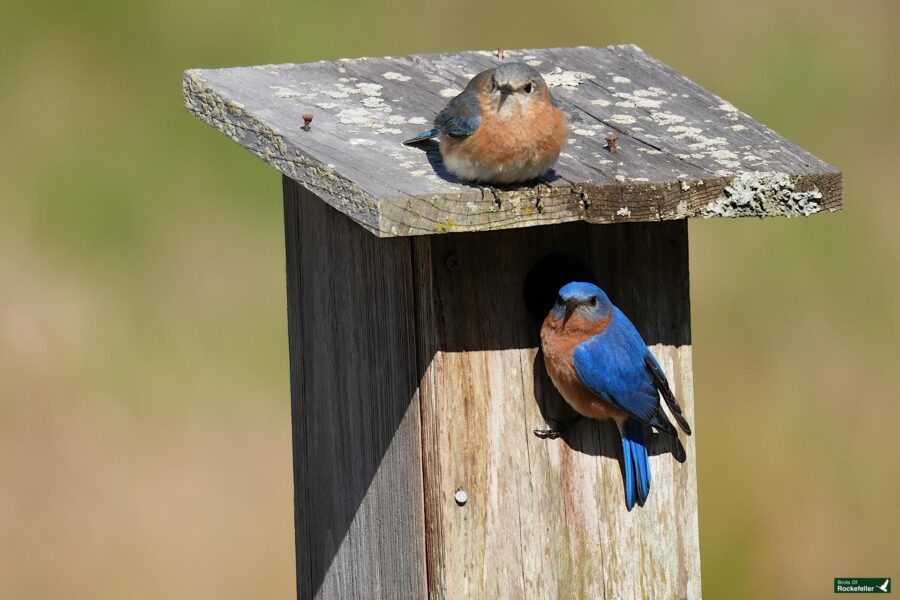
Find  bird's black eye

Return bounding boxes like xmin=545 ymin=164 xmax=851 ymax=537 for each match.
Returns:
xmin=555 ymin=296 xmax=564 ymax=307
xmin=523 ymin=83 xmax=533 ymax=94
xmin=588 ymin=296 xmax=598 ymax=307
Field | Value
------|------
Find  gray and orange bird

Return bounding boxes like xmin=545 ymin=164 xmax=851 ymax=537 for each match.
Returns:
xmin=404 ymin=62 xmax=568 ymax=184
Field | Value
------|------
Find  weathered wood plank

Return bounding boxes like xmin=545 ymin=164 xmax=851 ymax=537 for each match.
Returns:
xmin=283 ymin=178 xmax=427 ymax=598
xmin=186 ymin=45 xmax=841 ymax=237
xmin=414 ymin=220 xmax=700 ymax=599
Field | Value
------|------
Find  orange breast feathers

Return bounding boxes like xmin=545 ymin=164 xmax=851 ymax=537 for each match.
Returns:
xmin=540 ymin=310 xmax=626 ymax=422
xmin=445 ymin=86 xmax=568 ymax=169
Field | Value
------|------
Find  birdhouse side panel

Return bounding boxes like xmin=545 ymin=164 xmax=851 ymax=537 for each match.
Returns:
xmin=283 ymin=179 xmax=428 ymax=599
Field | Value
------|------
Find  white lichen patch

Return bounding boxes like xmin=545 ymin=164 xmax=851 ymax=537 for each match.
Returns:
xmin=573 ymin=128 xmax=596 ymax=136
xmin=272 ymin=86 xmax=306 ymax=98
xmin=637 ymin=148 xmax=663 ymax=155
xmin=361 ymin=96 xmax=388 ymax=109
xmin=730 ymin=124 xmax=747 ymax=131
xmin=708 ymin=148 xmax=740 ymax=168
xmin=669 ymin=125 xmax=702 ymax=137
xmin=634 ymin=87 xmax=668 ymax=97
xmin=716 ymin=102 xmax=739 ymax=113
xmin=526 ymin=60 xmax=543 ymax=67
xmin=680 ymin=180 xmax=691 ymax=191
xmin=703 ymin=171 xmax=823 ymax=218
xmin=616 ymin=206 xmax=632 ymax=216
xmin=355 ymin=82 xmax=383 ymax=96
xmin=377 ymin=127 xmax=403 ymax=134
xmin=614 ymin=92 xmax=665 ymax=109
xmin=612 ymin=75 xmax=631 ymax=84
xmin=688 ymin=137 xmax=727 ymax=150
xmin=440 ymin=88 xmax=461 ymax=98
xmin=609 ymin=114 xmax=637 ymax=125
xmin=615 ymin=174 xmax=626 ymax=182
xmin=543 ymin=67 xmax=595 ymax=88
xmin=631 ymin=177 xmax=649 ymax=182
xmin=349 ymin=138 xmax=376 ymax=146
xmin=591 ymin=98 xmax=611 ymax=107
xmin=668 ymin=124 xmax=727 ymax=151
xmin=336 ymin=107 xmax=386 ymax=128
xmin=650 ymin=111 xmax=685 ymax=126
xmin=382 ymin=71 xmax=411 ymax=82
xmin=322 ymin=89 xmax=350 ymax=99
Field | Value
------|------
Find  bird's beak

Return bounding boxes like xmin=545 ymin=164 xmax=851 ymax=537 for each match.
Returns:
xmin=562 ymin=300 xmax=577 ymax=328
xmin=498 ymin=84 xmax=513 ymax=108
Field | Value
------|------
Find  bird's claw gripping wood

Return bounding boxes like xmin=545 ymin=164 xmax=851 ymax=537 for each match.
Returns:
xmin=533 ymin=428 xmax=562 ymax=439
xmin=533 ymin=415 xmax=584 ymax=439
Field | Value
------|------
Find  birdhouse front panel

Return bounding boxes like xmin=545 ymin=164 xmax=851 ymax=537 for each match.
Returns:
xmin=414 ymin=219 xmax=698 ymax=599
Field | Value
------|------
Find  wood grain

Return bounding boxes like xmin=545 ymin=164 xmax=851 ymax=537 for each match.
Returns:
xmin=186 ymin=44 xmax=841 ymax=237
xmin=414 ymin=219 xmax=700 ymax=599
xmin=283 ymin=178 xmax=427 ymax=599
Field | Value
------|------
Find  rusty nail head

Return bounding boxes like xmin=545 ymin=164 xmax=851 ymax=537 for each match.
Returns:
xmin=454 ymin=489 xmax=468 ymax=506
xmin=302 ymin=114 xmax=313 ymax=131
xmin=604 ymin=134 xmax=619 ymax=153
xmin=445 ymin=253 xmax=460 ymax=272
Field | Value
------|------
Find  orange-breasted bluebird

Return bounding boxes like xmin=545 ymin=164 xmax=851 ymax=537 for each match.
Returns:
xmin=403 ymin=62 xmax=568 ymax=184
xmin=537 ymin=282 xmax=692 ymax=510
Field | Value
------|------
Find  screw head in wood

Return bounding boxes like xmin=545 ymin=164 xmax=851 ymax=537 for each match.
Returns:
xmin=302 ymin=114 xmax=313 ymax=131
xmin=454 ymin=489 xmax=468 ymax=506
xmin=445 ymin=253 xmax=460 ymax=271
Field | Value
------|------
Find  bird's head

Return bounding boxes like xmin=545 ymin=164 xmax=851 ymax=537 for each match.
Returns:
xmin=550 ymin=281 xmax=613 ymax=328
xmin=488 ymin=62 xmax=550 ymax=114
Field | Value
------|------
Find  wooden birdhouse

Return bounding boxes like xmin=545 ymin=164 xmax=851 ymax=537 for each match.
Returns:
xmin=184 ymin=45 xmax=841 ymax=599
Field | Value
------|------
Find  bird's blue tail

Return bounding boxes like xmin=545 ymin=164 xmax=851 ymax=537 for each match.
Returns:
xmin=620 ymin=418 xmax=651 ymax=511
xmin=403 ymin=128 xmax=439 ymax=145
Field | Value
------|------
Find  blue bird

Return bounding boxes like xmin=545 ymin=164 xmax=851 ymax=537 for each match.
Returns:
xmin=538 ymin=282 xmax=692 ymax=510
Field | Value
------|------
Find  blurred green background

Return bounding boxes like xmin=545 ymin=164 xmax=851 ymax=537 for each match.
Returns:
xmin=1 ymin=0 xmax=897 ymax=598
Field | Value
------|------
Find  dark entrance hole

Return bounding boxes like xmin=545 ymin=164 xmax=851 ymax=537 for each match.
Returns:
xmin=522 ymin=253 xmax=596 ymax=324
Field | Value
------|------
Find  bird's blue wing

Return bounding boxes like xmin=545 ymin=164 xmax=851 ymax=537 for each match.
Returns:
xmin=434 ymin=88 xmax=482 ymax=138
xmin=433 ymin=70 xmax=490 ymax=138
xmin=404 ymin=70 xmax=487 ymax=145
xmin=572 ymin=308 xmax=675 ymax=434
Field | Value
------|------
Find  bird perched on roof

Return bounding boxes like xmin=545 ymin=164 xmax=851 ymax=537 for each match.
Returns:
xmin=403 ymin=62 xmax=568 ymax=184
xmin=537 ymin=282 xmax=692 ymax=510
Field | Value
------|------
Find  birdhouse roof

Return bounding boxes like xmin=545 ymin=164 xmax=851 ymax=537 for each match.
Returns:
xmin=184 ymin=44 xmax=841 ymax=237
